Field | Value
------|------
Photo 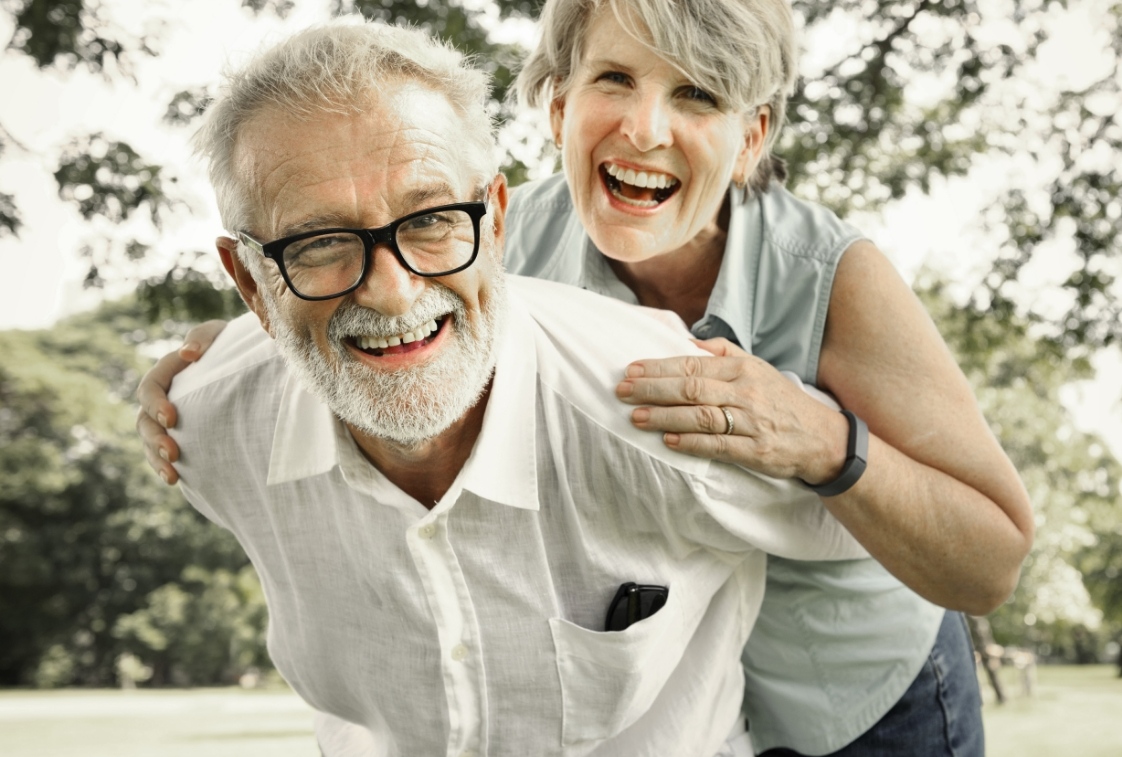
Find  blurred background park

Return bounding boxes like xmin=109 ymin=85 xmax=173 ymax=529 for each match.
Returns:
xmin=1 ymin=0 xmax=1120 ymax=754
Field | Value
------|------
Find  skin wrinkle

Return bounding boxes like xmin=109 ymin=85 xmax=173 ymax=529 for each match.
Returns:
xmin=241 ymin=103 xmax=457 ymax=240
xmin=218 ymin=80 xmax=511 ymax=503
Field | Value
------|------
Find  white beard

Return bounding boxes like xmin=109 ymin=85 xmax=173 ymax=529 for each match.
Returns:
xmin=266 ymin=276 xmax=506 ymax=448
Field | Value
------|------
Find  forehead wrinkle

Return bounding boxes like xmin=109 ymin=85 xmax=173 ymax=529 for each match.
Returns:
xmin=242 ymin=93 xmax=468 ymax=238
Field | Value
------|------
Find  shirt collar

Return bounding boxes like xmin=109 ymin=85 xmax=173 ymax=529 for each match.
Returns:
xmin=574 ymin=186 xmax=760 ymax=348
xmin=451 ymin=294 xmax=541 ymax=511
xmin=701 ymin=187 xmax=759 ymax=349
xmin=265 ymin=288 xmax=541 ymax=512
xmin=268 ymin=372 xmax=340 ymax=486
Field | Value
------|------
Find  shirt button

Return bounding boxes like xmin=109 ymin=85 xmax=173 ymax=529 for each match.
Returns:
xmin=462 ymin=751 xmax=478 ymax=757
xmin=418 ymin=523 xmax=436 ymax=539
xmin=451 ymin=644 xmax=469 ymax=662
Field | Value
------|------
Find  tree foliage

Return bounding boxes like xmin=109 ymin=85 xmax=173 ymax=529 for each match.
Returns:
xmin=0 ymin=299 xmax=258 ymax=687
xmin=2 ymin=0 xmax=1120 ymax=682
xmin=921 ymin=281 xmax=1122 ymax=660
xmin=5 ymin=0 xmax=1117 ymax=352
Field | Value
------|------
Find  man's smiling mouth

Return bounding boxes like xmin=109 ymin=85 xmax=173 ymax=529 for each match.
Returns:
xmin=348 ymin=315 xmax=447 ymax=357
xmin=601 ymin=162 xmax=680 ymax=208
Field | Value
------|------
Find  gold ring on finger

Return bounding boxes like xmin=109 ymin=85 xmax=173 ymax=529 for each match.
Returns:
xmin=720 ymin=406 xmax=735 ymax=435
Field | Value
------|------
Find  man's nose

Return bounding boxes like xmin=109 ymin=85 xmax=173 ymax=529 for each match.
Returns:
xmin=351 ymin=244 xmax=425 ymax=316
xmin=621 ymin=91 xmax=673 ymax=152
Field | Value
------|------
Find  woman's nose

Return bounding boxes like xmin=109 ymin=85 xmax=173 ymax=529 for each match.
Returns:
xmin=621 ymin=92 xmax=673 ymax=152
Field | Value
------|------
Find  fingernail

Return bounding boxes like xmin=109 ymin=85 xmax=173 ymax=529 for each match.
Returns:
xmin=159 ymin=448 xmax=170 ymax=463
xmin=625 ymin=364 xmax=645 ymax=378
xmin=632 ymin=408 xmax=650 ymax=424
xmin=616 ymin=381 xmax=633 ymax=398
xmin=159 ymin=470 xmax=170 ymax=485
xmin=664 ymin=433 xmax=681 ymax=447
xmin=182 ymin=341 xmax=200 ymax=354
xmin=157 ymin=413 xmax=168 ymax=428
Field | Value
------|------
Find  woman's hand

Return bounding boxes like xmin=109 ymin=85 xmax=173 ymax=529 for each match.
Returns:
xmin=618 ymin=240 xmax=1034 ymax=616
xmin=615 ymin=338 xmax=851 ymax=485
xmin=136 ymin=319 xmax=228 ymax=484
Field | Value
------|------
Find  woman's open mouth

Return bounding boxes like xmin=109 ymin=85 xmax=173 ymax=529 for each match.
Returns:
xmin=349 ymin=315 xmax=447 ymax=357
xmin=601 ymin=162 xmax=680 ymax=208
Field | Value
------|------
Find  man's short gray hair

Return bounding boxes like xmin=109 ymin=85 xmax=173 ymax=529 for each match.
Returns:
xmin=516 ymin=0 xmax=797 ymax=192
xmin=194 ymin=17 xmax=499 ymax=237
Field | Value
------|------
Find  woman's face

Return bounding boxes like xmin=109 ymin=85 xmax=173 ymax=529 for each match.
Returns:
xmin=551 ymin=9 xmax=768 ymax=264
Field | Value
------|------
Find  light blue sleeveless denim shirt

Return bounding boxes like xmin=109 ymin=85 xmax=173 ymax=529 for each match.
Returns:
xmin=504 ymin=173 xmax=945 ymax=755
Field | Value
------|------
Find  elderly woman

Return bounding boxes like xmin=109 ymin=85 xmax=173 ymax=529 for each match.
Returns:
xmin=139 ymin=1 xmax=1032 ymax=755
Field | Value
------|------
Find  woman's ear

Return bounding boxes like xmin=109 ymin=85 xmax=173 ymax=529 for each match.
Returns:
xmin=549 ymin=95 xmax=566 ymax=148
xmin=733 ymin=106 xmax=771 ymax=186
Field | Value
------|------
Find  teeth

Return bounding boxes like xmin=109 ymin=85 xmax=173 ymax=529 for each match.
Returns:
xmin=355 ymin=318 xmax=441 ymax=351
xmin=605 ymin=163 xmax=676 ymax=189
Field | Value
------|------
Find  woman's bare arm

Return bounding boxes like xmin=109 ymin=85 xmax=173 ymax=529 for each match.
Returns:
xmin=617 ymin=240 xmax=1033 ymax=615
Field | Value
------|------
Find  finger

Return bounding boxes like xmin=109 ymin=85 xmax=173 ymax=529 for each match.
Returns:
xmin=662 ymin=431 xmax=747 ymax=466
xmin=137 ymin=351 xmax=192 ymax=428
xmin=617 ymin=374 xmax=739 ymax=408
xmin=691 ymin=337 xmax=749 ymax=358
xmin=138 ymin=410 xmax=180 ymax=485
xmin=624 ymin=354 xmax=745 ymax=383
xmin=631 ymin=405 xmax=735 ymax=436
xmin=178 ymin=319 xmax=227 ymax=362
xmin=137 ymin=407 xmax=181 ymax=463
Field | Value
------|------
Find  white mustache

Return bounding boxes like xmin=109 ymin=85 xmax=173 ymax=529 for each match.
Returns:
xmin=327 ymin=286 xmax=463 ymax=341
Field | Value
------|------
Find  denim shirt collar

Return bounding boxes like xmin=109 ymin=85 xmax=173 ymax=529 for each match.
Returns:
xmin=576 ymin=186 xmax=760 ymax=351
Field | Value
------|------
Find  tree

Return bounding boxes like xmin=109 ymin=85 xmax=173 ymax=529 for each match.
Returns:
xmin=921 ymin=280 xmax=1122 ymax=662
xmin=3 ymin=0 xmax=1120 ymax=677
xmin=4 ymin=0 xmax=1117 ymax=348
xmin=0 ymin=298 xmax=258 ymax=686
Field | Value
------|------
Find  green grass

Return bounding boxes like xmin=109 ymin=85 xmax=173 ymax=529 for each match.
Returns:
xmin=983 ymin=664 xmax=1122 ymax=757
xmin=0 ymin=665 xmax=1118 ymax=755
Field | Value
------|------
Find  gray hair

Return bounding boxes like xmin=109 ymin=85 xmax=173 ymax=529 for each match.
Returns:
xmin=516 ymin=0 xmax=796 ymax=192
xmin=193 ymin=17 xmax=499 ymax=242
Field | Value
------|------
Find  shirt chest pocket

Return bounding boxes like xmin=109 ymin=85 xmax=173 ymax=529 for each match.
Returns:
xmin=548 ymin=585 xmax=686 ymax=745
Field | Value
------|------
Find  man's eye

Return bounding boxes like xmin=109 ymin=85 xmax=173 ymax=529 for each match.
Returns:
xmin=402 ymin=213 xmax=446 ymax=232
xmin=284 ymin=234 xmax=361 ymax=267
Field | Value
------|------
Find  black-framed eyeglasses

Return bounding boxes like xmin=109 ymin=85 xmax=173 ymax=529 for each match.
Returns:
xmin=237 ymin=199 xmax=489 ymax=301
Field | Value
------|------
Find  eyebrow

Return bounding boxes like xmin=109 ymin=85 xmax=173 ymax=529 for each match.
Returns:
xmin=274 ymin=184 xmax=461 ymax=239
xmin=276 ymin=212 xmax=356 ymax=239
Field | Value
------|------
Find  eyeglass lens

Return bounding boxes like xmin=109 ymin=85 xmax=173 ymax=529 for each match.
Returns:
xmin=280 ymin=208 xmax=477 ymax=298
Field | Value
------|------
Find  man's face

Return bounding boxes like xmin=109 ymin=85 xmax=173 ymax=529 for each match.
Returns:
xmin=224 ymin=82 xmax=507 ymax=446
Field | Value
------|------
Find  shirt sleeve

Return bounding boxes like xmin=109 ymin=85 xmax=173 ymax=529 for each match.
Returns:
xmin=168 ymin=313 xmax=280 ymax=534
xmin=690 ymin=373 xmax=866 ymax=561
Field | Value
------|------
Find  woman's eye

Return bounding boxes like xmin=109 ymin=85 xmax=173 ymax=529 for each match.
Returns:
xmin=597 ymin=71 xmax=630 ymax=86
xmin=681 ymin=86 xmax=718 ymax=106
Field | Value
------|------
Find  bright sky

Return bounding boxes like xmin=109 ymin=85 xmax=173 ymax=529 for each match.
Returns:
xmin=2 ymin=0 xmax=1120 ymax=458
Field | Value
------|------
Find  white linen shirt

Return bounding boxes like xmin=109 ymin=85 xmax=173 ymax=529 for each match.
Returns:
xmin=170 ymin=274 xmax=865 ymax=757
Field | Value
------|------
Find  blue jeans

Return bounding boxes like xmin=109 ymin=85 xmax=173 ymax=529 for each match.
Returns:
xmin=759 ymin=611 xmax=984 ymax=757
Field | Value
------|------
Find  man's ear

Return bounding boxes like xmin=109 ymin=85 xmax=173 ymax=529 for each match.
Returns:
xmin=487 ymin=174 xmax=509 ymax=262
xmin=216 ymin=236 xmax=274 ymax=337
xmin=733 ymin=106 xmax=771 ymax=187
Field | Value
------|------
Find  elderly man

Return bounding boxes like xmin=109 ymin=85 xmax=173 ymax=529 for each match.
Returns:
xmin=171 ymin=19 xmax=863 ymax=756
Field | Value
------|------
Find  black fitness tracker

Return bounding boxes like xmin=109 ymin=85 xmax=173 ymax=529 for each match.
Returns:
xmin=802 ymin=410 xmax=868 ymax=497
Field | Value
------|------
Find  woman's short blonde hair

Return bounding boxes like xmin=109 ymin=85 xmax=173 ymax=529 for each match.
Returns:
xmin=517 ymin=0 xmax=797 ymax=192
